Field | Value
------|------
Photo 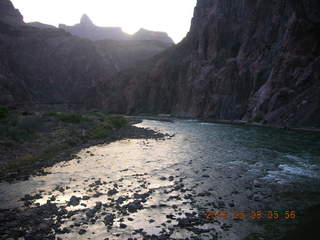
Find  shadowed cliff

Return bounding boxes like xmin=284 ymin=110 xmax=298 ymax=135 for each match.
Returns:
xmin=104 ymin=0 xmax=320 ymax=128
xmin=0 ymin=1 xmax=173 ymax=108
xmin=0 ymin=0 xmax=319 ymax=128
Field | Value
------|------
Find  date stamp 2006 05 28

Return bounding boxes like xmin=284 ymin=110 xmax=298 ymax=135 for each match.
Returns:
xmin=204 ymin=210 xmax=297 ymax=220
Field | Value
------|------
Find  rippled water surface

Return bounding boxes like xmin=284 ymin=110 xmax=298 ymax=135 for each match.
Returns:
xmin=1 ymin=120 xmax=320 ymax=239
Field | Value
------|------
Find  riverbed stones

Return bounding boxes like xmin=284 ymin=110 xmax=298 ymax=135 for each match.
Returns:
xmin=218 ymin=201 xmax=225 ymax=208
xmin=125 ymin=200 xmax=143 ymax=213
xmin=119 ymin=223 xmax=127 ymax=228
xmin=94 ymin=201 xmax=102 ymax=210
xmin=82 ymin=195 xmax=90 ymax=200
xmin=107 ymin=188 xmax=118 ymax=196
xmin=116 ymin=196 xmax=127 ymax=204
xmin=85 ymin=209 xmax=96 ymax=218
xmin=133 ymin=192 xmax=150 ymax=201
xmin=68 ymin=196 xmax=80 ymax=206
xmin=103 ymin=214 xmax=116 ymax=226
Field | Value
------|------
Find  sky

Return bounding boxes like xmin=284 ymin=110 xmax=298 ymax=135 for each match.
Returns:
xmin=11 ymin=0 xmax=197 ymax=43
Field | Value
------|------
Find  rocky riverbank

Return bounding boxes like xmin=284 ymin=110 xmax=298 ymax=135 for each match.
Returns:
xmin=0 ymin=106 xmax=168 ymax=182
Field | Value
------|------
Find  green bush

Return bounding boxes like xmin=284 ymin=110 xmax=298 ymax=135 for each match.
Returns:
xmin=46 ymin=112 xmax=59 ymax=117
xmin=46 ymin=112 xmax=85 ymax=123
xmin=90 ymin=124 xmax=112 ymax=139
xmin=106 ymin=115 xmax=129 ymax=129
xmin=57 ymin=113 xmax=85 ymax=123
xmin=88 ymin=111 xmax=106 ymax=121
xmin=253 ymin=113 xmax=264 ymax=123
xmin=89 ymin=116 xmax=128 ymax=139
xmin=6 ymin=126 xmax=33 ymax=142
xmin=0 ymin=106 xmax=9 ymax=120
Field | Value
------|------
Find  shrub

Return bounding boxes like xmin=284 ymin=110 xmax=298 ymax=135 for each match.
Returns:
xmin=6 ymin=126 xmax=33 ymax=142
xmin=0 ymin=105 xmax=9 ymax=119
xmin=88 ymin=111 xmax=106 ymax=121
xmin=253 ymin=113 xmax=264 ymax=123
xmin=46 ymin=112 xmax=59 ymax=117
xmin=89 ymin=115 xmax=128 ymax=139
xmin=106 ymin=115 xmax=129 ymax=129
xmin=90 ymin=125 xmax=112 ymax=139
xmin=56 ymin=113 xmax=85 ymax=123
xmin=18 ymin=117 xmax=45 ymax=132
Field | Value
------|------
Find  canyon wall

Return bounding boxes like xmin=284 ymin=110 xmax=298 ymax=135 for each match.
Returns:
xmin=108 ymin=0 xmax=320 ymax=128
xmin=1 ymin=0 xmax=319 ymax=128
xmin=0 ymin=0 xmax=172 ymax=108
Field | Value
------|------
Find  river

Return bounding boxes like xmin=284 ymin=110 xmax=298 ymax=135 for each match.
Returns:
xmin=1 ymin=119 xmax=320 ymax=240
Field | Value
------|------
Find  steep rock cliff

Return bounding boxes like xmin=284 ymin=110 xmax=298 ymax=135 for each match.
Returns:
xmin=0 ymin=0 xmax=24 ymax=25
xmin=108 ymin=0 xmax=320 ymax=128
xmin=0 ymin=21 xmax=116 ymax=107
xmin=1 ymin=0 xmax=319 ymax=128
xmin=0 ymin=1 xmax=173 ymax=107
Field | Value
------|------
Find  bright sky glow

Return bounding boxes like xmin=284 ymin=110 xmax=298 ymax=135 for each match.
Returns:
xmin=11 ymin=0 xmax=197 ymax=43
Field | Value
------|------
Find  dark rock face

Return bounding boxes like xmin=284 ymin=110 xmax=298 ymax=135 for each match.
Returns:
xmin=107 ymin=0 xmax=320 ymax=128
xmin=1 ymin=0 xmax=319 ymax=128
xmin=59 ymin=14 xmax=131 ymax=41
xmin=0 ymin=0 xmax=24 ymax=25
xmin=0 ymin=21 xmax=116 ymax=107
xmin=0 ymin=22 xmax=169 ymax=106
xmin=95 ymin=39 xmax=173 ymax=71
xmin=0 ymin=2 xmax=172 ymax=107
xmin=132 ymin=28 xmax=174 ymax=45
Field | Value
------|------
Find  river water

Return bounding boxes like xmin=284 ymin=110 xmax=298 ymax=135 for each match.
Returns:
xmin=1 ymin=120 xmax=320 ymax=239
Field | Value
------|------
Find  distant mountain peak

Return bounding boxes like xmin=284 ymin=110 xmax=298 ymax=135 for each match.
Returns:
xmin=133 ymin=28 xmax=174 ymax=45
xmin=59 ymin=15 xmax=174 ymax=44
xmin=80 ymin=14 xmax=94 ymax=26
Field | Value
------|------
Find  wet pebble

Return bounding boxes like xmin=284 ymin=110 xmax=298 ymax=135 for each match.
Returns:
xmin=95 ymin=202 xmax=102 ymax=210
xmin=82 ymin=195 xmax=90 ymax=200
xmin=86 ymin=209 xmax=96 ymax=218
xmin=120 ymin=223 xmax=127 ymax=229
xmin=229 ymin=202 xmax=235 ymax=207
xmin=68 ymin=196 xmax=81 ymax=206
xmin=107 ymin=189 xmax=118 ymax=196
xmin=116 ymin=196 xmax=127 ymax=204
xmin=218 ymin=201 xmax=225 ymax=208
xmin=125 ymin=200 xmax=143 ymax=213
xmin=103 ymin=214 xmax=115 ymax=226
